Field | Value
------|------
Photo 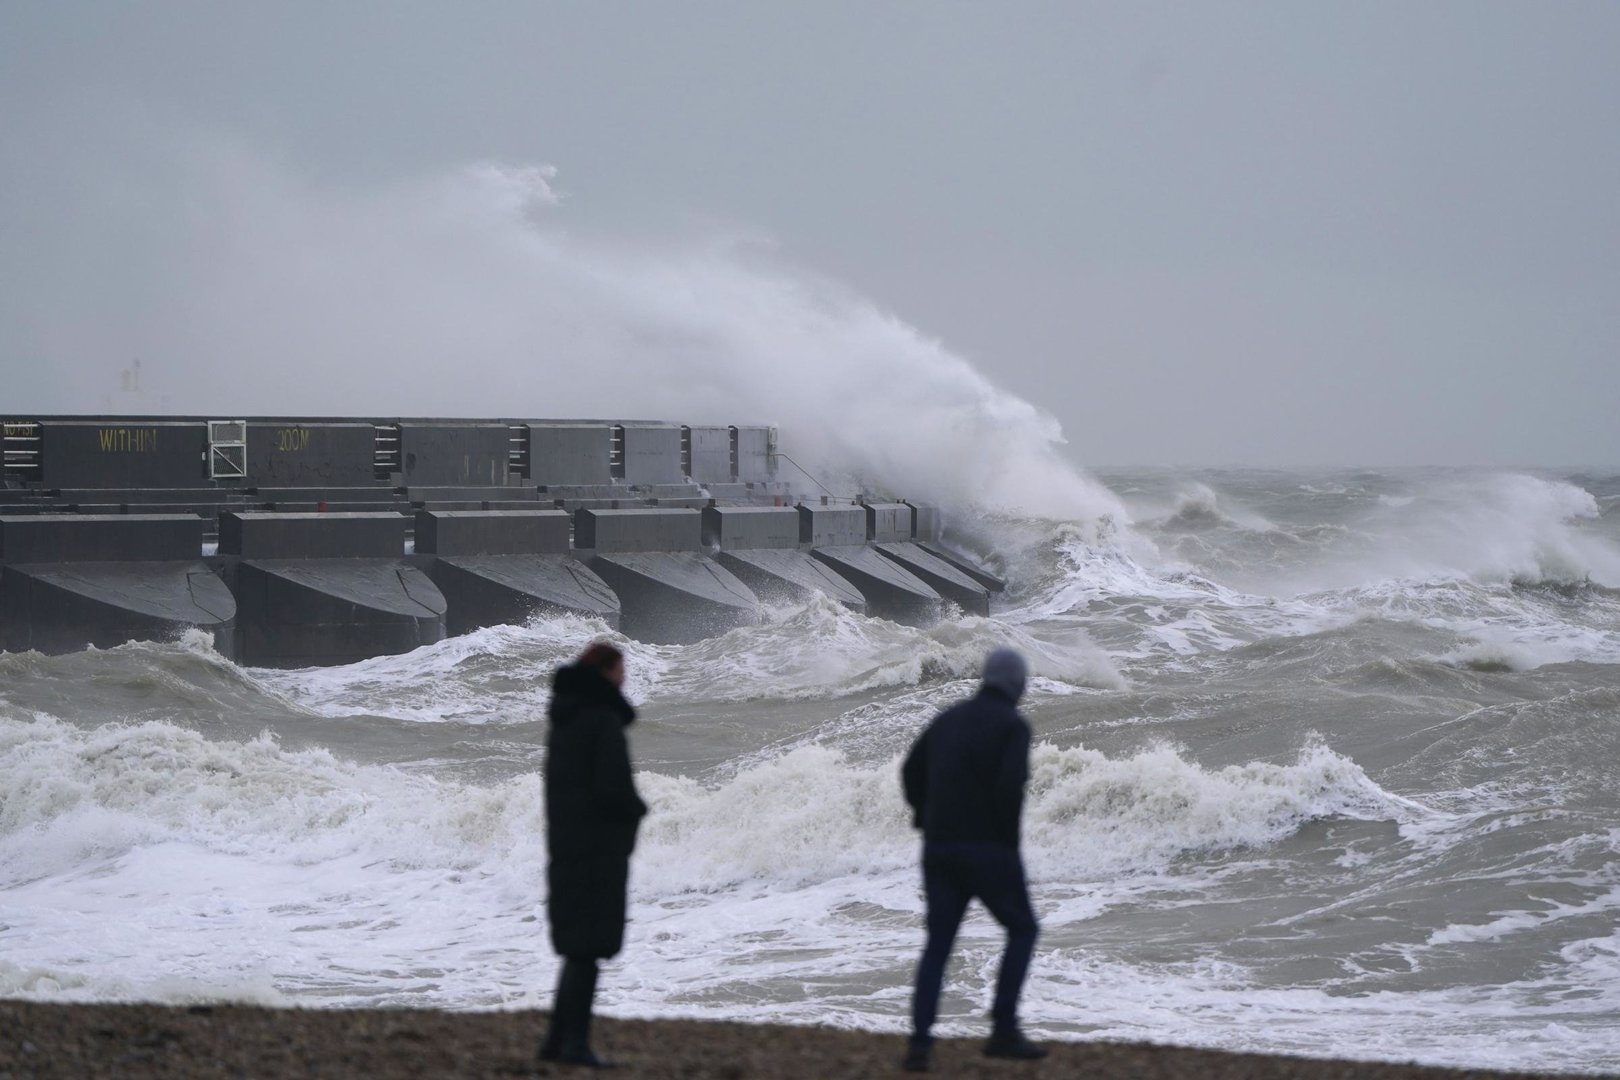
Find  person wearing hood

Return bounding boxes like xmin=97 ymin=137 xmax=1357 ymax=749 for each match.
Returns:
xmin=539 ymin=642 xmax=647 ymax=1069
xmin=900 ymin=648 xmax=1045 ymax=1072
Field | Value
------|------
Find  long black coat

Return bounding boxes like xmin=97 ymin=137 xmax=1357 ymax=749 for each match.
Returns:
xmin=545 ymin=662 xmax=648 ymax=959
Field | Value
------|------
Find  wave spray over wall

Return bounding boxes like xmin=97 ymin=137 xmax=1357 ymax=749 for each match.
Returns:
xmin=4 ymin=126 xmax=1119 ymax=521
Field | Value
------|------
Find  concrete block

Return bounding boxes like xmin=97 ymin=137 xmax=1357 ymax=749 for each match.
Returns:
xmin=39 ymin=421 xmax=209 ymax=489
xmin=229 ymin=560 xmax=444 ymax=667
xmin=589 ymin=552 xmax=759 ymax=643
xmin=622 ymin=424 xmax=683 ymax=485
xmin=733 ymin=426 xmax=774 ymax=482
xmin=717 ymin=548 xmax=865 ymax=610
xmin=798 ymin=505 xmax=865 ymax=547
xmin=429 ymin=555 xmax=620 ymax=635
xmin=218 ymin=512 xmax=406 ymax=559
xmin=1 ymin=562 xmax=236 ymax=656
xmin=399 ymin=424 xmax=510 ymax=486
xmin=574 ymin=508 xmax=700 ymax=552
xmin=0 ymin=514 xmax=205 ymax=563
xmin=811 ymin=545 xmax=943 ymax=626
xmin=875 ymin=542 xmax=991 ymax=616
xmin=414 ymin=510 xmax=571 ymax=556
xmin=866 ymin=502 xmax=914 ymax=543
xmin=908 ymin=502 xmax=944 ymax=543
xmin=701 ymin=506 xmax=800 ymax=550
xmin=246 ymin=422 xmax=376 ymax=487
xmin=918 ymin=541 xmax=1007 ymax=593
xmin=528 ymin=424 xmax=613 ymax=485
xmin=685 ymin=426 xmax=734 ymax=483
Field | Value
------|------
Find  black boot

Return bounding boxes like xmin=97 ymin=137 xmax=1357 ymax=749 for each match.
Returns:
xmin=554 ymin=958 xmax=618 ymax=1068
xmin=901 ymin=1035 xmax=932 ymax=1072
xmin=984 ymin=1028 xmax=1046 ymax=1060
xmin=538 ymin=962 xmax=571 ymax=1063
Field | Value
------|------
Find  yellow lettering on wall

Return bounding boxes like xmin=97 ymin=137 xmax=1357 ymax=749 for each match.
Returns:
xmin=273 ymin=427 xmax=311 ymax=452
xmin=97 ymin=427 xmax=160 ymax=453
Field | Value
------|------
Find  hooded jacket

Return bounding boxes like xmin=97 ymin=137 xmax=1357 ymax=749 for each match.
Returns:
xmin=901 ymin=684 xmax=1032 ymax=850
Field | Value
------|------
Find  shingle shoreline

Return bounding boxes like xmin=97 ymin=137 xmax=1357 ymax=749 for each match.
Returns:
xmin=0 ymin=1001 xmax=1605 ymax=1079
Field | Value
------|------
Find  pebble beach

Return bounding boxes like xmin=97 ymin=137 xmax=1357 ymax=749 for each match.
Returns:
xmin=1 ymin=1002 xmax=1610 ymax=1079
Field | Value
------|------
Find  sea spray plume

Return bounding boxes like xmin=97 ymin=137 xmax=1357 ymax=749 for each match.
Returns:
xmin=1388 ymin=473 xmax=1620 ymax=588
xmin=1285 ymin=472 xmax=1620 ymax=593
xmin=0 ymin=117 xmax=1123 ymax=522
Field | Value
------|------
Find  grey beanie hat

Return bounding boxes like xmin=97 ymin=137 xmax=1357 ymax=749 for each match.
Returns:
xmin=981 ymin=647 xmax=1028 ymax=703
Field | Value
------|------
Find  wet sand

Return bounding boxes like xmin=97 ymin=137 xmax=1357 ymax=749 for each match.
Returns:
xmin=0 ymin=1001 xmax=1606 ymax=1079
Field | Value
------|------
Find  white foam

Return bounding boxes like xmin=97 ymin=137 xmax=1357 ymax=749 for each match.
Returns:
xmin=1427 ymin=886 xmax=1620 ymax=947
xmin=256 ymin=595 xmax=1124 ymax=725
xmin=4 ymin=692 xmax=1618 ymax=1071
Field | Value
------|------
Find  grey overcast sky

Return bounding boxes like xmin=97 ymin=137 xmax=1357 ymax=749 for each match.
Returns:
xmin=2 ymin=1 xmax=1617 ymax=469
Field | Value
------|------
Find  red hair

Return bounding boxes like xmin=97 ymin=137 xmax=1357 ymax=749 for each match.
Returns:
xmin=576 ymin=642 xmax=625 ymax=673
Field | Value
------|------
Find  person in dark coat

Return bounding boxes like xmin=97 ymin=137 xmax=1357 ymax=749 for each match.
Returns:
xmin=539 ymin=642 xmax=647 ymax=1069
xmin=900 ymin=648 xmax=1045 ymax=1072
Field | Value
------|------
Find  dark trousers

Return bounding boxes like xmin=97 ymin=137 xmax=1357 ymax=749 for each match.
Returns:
xmin=910 ymin=842 xmax=1038 ymax=1042
xmin=541 ymin=956 xmax=599 ymax=1057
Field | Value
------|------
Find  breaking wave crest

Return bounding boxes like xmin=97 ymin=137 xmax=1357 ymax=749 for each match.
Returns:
xmin=0 ymin=714 xmax=1406 ymax=900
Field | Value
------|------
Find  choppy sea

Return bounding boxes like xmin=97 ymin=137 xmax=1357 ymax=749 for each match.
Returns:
xmin=4 ymin=466 xmax=1619 ymax=1072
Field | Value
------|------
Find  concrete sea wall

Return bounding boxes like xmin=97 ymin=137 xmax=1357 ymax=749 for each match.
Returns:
xmin=0 ymin=415 xmax=1002 ymax=663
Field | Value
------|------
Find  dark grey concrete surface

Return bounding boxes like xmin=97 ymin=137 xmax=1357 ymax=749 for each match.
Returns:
xmin=874 ymin=541 xmax=992 ymax=616
xmin=701 ymin=506 xmax=800 ymax=551
xmin=398 ymin=423 xmax=511 ymax=487
xmin=526 ymin=423 xmax=613 ymax=486
xmin=0 ymin=513 xmax=206 ymax=562
xmin=864 ymin=502 xmax=915 ymax=543
xmin=620 ymin=424 xmax=684 ymax=485
xmin=245 ymin=422 xmax=378 ymax=487
xmin=229 ymin=560 xmax=446 ymax=667
xmin=810 ymin=544 xmax=943 ymax=626
xmin=0 ymin=561 xmax=236 ymax=656
xmin=575 ymin=508 xmax=701 ymax=552
xmin=589 ymin=552 xmax=760 ymax=643
xmin=219 ymin=512 xmax=407 ymax=559
xmin=428 ymin=555 xmax=620 ymax=635
xmin=797 ymin=505 xmax=866 ymax=547
xmin=716 ymin=548 xmax=866 ymax=611
xmin=37 ymin=421 xmax=209 ymax=488
xmin=916 ymin=540 xmax=1007 ymax=593
xmin=414 ymin=510 xmax=570 ymax=556
xmin=685 ymin=425 xmax=735 ymax=484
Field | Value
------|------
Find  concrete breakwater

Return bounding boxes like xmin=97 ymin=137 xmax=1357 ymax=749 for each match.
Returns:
xmin=0 ymin=417 xmax=1000 ymax=665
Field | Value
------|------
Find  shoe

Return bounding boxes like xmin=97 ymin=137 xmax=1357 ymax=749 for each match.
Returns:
xmin=984 ymin=1031 xmax=1047 ymax=1060
xmin=557 ymin=1047 xmax=620 ymax=1069
xmin=901 ymin=1040 xmax=931 ymax=1072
